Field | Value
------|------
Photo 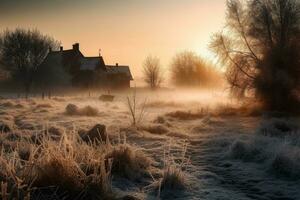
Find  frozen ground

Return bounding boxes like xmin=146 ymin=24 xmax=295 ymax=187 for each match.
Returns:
xmin=0 ymin=89 xmax=299 ymax=200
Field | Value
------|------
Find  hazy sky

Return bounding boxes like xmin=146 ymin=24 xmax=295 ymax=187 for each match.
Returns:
xmin=0 ymin=0 xmax=226 ymax=83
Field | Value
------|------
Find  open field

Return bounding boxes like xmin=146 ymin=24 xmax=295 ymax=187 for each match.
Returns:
xmin=0 ymin=90 xmax=299 ymax=200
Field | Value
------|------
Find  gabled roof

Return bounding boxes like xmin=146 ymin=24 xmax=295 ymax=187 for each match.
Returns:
xmin=106 ymin=65 xmax=133 ymax=80
xmin=39 ymin=44 xmax=134 ymax=81
xmin=41 ymin=48 xmax=83 ymax=68
xmin=80 ymin=57 xmax=105 ymax=71
xmin=47 ymin=49 xmax=84 ymax=58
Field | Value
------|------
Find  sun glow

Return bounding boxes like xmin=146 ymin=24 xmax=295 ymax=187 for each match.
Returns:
xmin=0 ymin=0 xmax=226 ymax=84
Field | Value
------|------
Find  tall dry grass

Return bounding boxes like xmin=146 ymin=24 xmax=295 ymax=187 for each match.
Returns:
xmin=0 ymin=127 xmax=154 ymax=199
xmin=145 ymin=142 xmax=189 ymax=197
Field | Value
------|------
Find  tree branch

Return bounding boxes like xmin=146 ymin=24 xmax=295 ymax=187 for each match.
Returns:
xmin=220 ymin=35 xmax=256 ymax=80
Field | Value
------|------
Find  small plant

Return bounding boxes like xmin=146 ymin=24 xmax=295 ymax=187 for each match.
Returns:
xmin=145 ymin=142 xmax=189 ymax=197
xmin=126 ymin=88 xmax=147 ymax=127
xmin=160 ymin=143 xmax=189 ymax=191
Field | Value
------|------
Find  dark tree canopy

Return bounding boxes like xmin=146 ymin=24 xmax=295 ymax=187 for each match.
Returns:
xmin=0 ymin=28 xmax=59 ymax=95
xmin=210 ymin=0 xmax=300 ymax=111
xmin=170 ymin=51 xmax=222 ymax=88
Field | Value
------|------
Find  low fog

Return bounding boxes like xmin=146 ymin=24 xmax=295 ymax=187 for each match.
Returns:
xmin=0 ymin=88 xmax=299 ymax=199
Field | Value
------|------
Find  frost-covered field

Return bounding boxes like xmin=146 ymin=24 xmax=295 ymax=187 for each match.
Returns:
xmin=0 ymin=90 xmax=299 ymax=200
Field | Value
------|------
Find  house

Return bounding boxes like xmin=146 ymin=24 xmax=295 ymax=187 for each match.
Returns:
xmin=39 ymin=43 xmax=133 ymax=89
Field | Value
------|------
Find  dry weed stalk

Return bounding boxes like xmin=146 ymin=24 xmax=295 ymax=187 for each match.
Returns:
xmin=126 ymin=88 xmax=147 ymax=127
xmin=144 ymin=141 xmax=189 ymax=197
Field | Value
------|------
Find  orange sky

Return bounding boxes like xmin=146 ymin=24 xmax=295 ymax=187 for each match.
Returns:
xmin=0 ymin=0 xmax=226 ymax=84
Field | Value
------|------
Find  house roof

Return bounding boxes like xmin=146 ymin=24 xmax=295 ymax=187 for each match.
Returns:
xmin=80 ymin=57 xmax=105 ymax=71
xmin=40 ymin=44 xmax=133 ymax=81
xmin=106 ymin=65 xmax=133 ymax=80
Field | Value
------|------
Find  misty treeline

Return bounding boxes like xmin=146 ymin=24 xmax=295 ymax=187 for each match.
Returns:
xmin=0 ymin=28 xmax=68 ymax=98
xmin=211 ymin=0 xmax=300 ymax=112
xmin=170 ymin=51 xmax=222 ymax=88
xmin=142 ymin=52 xmax=222 ymax=89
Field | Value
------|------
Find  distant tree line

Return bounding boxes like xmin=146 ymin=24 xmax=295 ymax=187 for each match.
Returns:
xmin=142 ymin=51 xmax=222 ymax=89
xmin=170 ymin=51 xmax=222 ymax=88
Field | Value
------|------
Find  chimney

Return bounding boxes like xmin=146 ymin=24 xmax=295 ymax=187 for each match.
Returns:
xmin=72 ymin=43 xmax=79 ymax=51
xmin=60 ymin=46 xmax=63 ymax=51
xmin=116 ymin=63 xmax=119 ymax=67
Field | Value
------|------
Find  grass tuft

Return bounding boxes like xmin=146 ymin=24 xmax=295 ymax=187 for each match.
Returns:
xmin=65 ymin=104 xmax=99 ymax=116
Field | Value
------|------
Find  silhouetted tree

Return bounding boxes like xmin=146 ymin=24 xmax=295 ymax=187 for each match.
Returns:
xmin=170 ymin=51 xmax=221 ymax=88
xmin=142 ymin=55 xmax=163 ymax=89
xmin=35 ymin=53 xmax=71 ymax=98
xmin=210 ymin=0 xmax=300 ymax=111
xmin=0 ymin=28 xmax=59 ymax=98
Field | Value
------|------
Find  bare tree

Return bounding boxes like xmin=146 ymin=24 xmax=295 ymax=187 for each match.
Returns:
xmin=142 ymin=56 xmax=163 ymax=89
xmin=210 ymin=0 xmax=300 ymax=111
xmin=0 ymin=28 xmax=59 ymax=98
xmin=170 ymin=51 xmax=222 ymax=88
